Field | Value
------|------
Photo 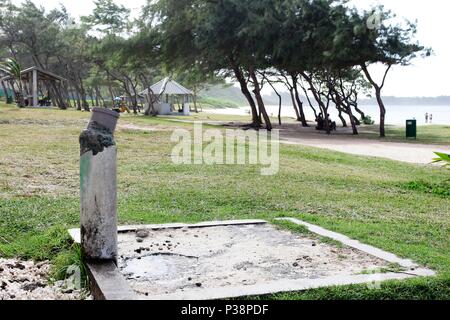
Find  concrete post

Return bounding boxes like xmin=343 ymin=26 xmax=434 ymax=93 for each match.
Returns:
xmin=80 ymin=108 xmax=120 ymax=262
xmin=32 ymin=69 xmax=38 ymax=108
xmin=183 ymin=95 xmax=190 ymax=116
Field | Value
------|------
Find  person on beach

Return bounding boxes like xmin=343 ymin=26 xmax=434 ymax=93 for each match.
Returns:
xmin=425 ymin=113 xmax=429 ymax=123
xmin=430 ymin=114 xmax=433 ymax=124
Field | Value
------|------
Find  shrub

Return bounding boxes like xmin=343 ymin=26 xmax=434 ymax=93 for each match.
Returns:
xmin=432 ymin=152 xmax=450 ymax=169
xmin=361 ymin=115 xmax=375 ymax=125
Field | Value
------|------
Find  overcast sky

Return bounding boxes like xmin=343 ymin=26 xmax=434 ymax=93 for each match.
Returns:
xmin=10 ymin=0 xmax=450 ymax=97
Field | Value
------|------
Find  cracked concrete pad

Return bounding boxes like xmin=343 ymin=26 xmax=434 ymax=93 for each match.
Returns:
xmin=116 ymin=223 xmax=394 ymax=299
xmin=69 ymin=219 xmax=435 ymax=300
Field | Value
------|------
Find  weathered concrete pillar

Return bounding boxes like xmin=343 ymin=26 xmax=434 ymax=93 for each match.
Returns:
xmin=32 ymin=69 xmax=38 ymax=108
xmin=80 ymin=108 xmax=120 ymax=262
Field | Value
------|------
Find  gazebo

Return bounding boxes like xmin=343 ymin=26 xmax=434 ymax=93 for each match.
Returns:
xmin=140 ymin=78 xmax=193 ymax=116
xmin=1 ymin=66 xmax=66 ymax=108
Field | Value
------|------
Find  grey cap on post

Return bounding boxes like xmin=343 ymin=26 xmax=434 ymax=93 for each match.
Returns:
xmin=89 ymin=108 xmax=120 ymax=133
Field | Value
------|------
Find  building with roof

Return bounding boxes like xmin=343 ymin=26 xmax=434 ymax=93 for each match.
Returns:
xmin=1 ymin=66 xmax=66 ymax=108
xmin=140 ymin=78 xmax=193 ymax=116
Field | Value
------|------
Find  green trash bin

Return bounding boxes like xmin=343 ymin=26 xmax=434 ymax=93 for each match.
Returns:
xmin=6 ymin=96 xmax=13 ymax=104
xmin=406 ymin=119 xmax=417 ymax=139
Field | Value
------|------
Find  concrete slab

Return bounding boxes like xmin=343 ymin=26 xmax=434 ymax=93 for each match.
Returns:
xmin=69 ymin=219 xmax=435 ymax=300
xmin=276 ymin=218 xmax=420 ymax=269
xmin=68 ymin=219 xmax=267 ymax=244
xmin=148 ymin=272 xmax=427 ymax=300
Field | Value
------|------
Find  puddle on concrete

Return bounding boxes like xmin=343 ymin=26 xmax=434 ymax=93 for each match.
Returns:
xmin=117 ymin=223 xmax=390 ymax=298
xmin=122 ymin=254 xmax=197 ymax=279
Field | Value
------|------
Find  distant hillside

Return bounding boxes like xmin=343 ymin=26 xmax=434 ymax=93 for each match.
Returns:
xmin=200 ymin=85 xmax=247 ymax=108
xmin=200 ymin=85 xmax=300 ymax=107
xmin=262 ymin=91 xmax=301 ymax=106
xmin=359 ymin=96 xmax=450 ymax=106
xmin=199 ymin=85 xmax=450 ymax=108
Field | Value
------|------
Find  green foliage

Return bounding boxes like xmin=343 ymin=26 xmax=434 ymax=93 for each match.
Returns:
xmin=271 ymin=219 xmax=311 ymax=236
xmin=403 ymin=180 xmax=450 ymax=197
xmin=361 ymin=115 xmax=375 ymax=125
xmin=0 ymin=0 xmax=431 ymax=131
xmin=433 ymin=152 xmax=450 ymax=169
xmin=152 ymin=0 xmax=429 ymax=135
xmin=80 ymin=0 xmax=130 ymax=35
xmin=51 ymin=244 xmax=87 ymax=287
xmin=0 ymin=57 xmax=22 ymax=78
xmin=0 ymin=57 xmax=23 ymax=104
xmin=266 ymin=276 xmax=450 ymax=300
xmin=0 ymin=226 xmax=74 ymax=261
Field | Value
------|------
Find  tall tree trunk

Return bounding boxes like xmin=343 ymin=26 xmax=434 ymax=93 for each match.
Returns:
xmin=335 ymin=92 xmax=358 ymax=134
xmin=352 ymin=114 xmax=361 ymax=126
xmin=338 ymin=108 xmax=347 ymax=127
xmin=18 ymin=78 xmax=24 ymax=107
xmin=124 ymin=76 xmax=138 ymax=114
xmin=60 ymin=82 xmax=71 ymax=108
xmin=89 ymin=88 xmax=95 ymax=107
xmin=93 ymin=88 xmax=99 ymax=107
xmin=72 ymin=83 xmax=82 ymax=110
xmin=193 ymin=93 xmax=198 ymax=113
xmin=333 ymin=86 xmax=359 ymax=135
xmin=95 ymin=86 xmax=104 ymax=107
xmin=361 ymin=64 xmax=389 ymax=138
xmin=302 ymin=72 xmax=331 ymax=134
xmin=353 ymin=103 xmax=366 ymax=121
xmin=76 ymin=91 xmax=81 ymax=110
xmin=347 ymin=106 xmax=358 ymax=135
xmin=139 ymin=74 xmax=158 ymax=116
xmin=289 ymin=89 xmax=301 ymax=121
xmin=375 ymin=88 xmax=386 ymax=137
xmin=249 ymin=68 xmax=272 ymax=131
xmin=108 ymin=85 xmax=115 ymax=108
xmin=229 ymin=59 xmax=260 ymax=127
xmin=263 ymin=74 xmax=282 ymax=125
xmin=78 ymin=78 xmax=90 ymax=111
xmin=291 ymin=75 xmax=308 ymax=127
xmin=192 ymin=86 xmax=199 ymax=113
xmin=53 ymin=83 xmax=67 ymax=109
xmin=300 ymin=84 xmax=318 ymax=120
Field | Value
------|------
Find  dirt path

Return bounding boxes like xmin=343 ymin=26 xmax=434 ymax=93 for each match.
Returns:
xmin=276 ymin=124 xmax=450 ymax=164
xmin=281 ymin=136 xmax=449 ymax=164
xmin=218 ymin=122 xmax=449 ymax=165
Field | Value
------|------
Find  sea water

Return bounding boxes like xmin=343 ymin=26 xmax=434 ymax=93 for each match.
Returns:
xmin=206 ymin=105 xmax=450 ymax=126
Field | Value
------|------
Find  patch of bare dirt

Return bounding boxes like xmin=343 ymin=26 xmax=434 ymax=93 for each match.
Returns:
xmin=213 ymin=121 xmax=450 ymax=164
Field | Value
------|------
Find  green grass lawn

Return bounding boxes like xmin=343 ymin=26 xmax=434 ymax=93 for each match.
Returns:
xmin=360 ymin=124 xmax=450 ymax=145
xmin=0 ymin=104 xmax=449 ymax=299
